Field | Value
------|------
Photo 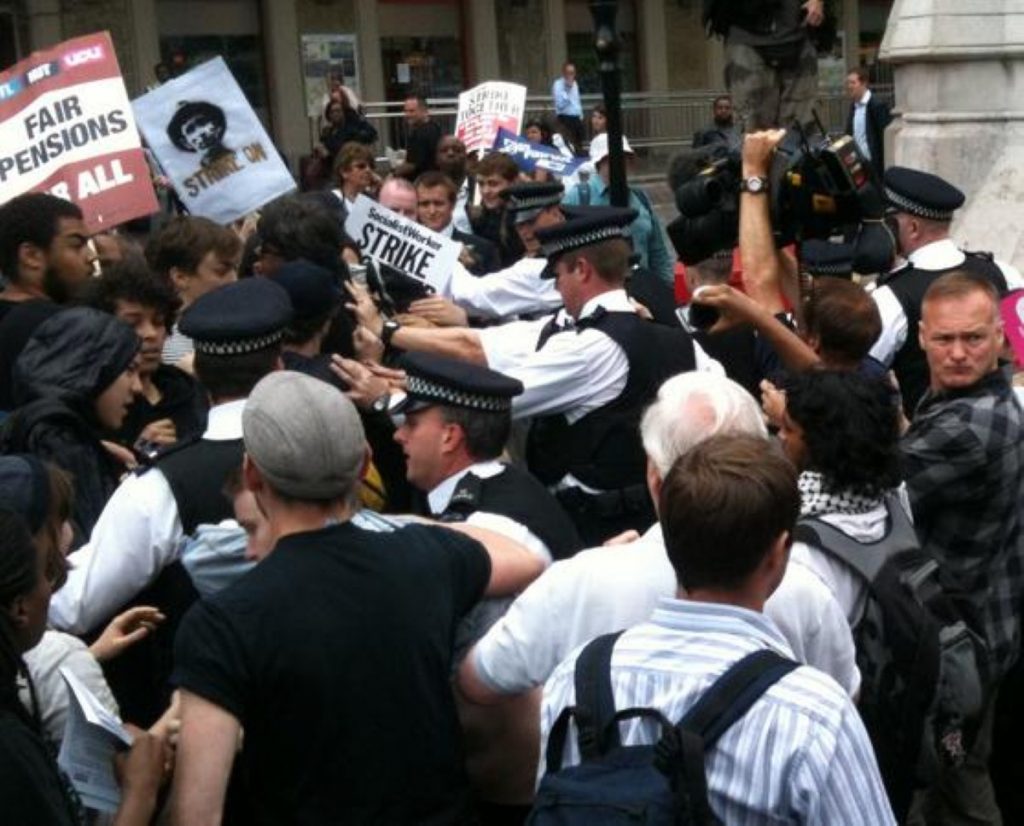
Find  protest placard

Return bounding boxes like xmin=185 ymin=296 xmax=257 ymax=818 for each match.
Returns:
xmin=0 ymin=31 xmax=158 ymax=232
xmin=454 ymin=81 xmax=526 ymax=155
xmin=1001 ymin=290 xmax=1024 ymax=366
xmin=492 ymin=127 xmax=585 ymax=178
xmin=344 ymin=194 xmax=459 ymax=294
xmin=133 ymin=57 xmax=295 ymax=224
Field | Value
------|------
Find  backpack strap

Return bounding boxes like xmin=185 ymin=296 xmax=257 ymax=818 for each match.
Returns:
xmin=660 ymin=650 xmax=798 ymax=825
xmin=677 ymin=649 xmax=798 ymax=745
xmin=793 ymin=493 xmax=918 ymax=585
xmin=573 ymin=630 xmax=625 ymax=760
xmin=543 ymin=630 xmax=625 ymax=772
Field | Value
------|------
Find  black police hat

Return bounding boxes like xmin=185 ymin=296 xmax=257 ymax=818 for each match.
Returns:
xmin=180 ymin=277 xmax=293 ymax=356
xmin=535 ymin=205 xmax=638 ymax=279
xmin=390 ymin=352 xmax=523 ymax=415
xmin=883 ymin=166 xmax=964 ymax=222
xmin=501 ymin=181 xmax=565 ymax=224
xmin=800 ymin=239 xmax=854 ymax=278
xmin=270 ymin=258 xmax=341 ymax=322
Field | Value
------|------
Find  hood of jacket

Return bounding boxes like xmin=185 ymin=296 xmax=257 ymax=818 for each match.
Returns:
xmin=13 ymin=307 xmax=140 ymax=413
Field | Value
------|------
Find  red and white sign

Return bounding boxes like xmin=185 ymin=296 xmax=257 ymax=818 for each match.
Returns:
xmin=0 ymin=31 xmax=158 ymax=231
xmin=1001 ymin=289 xmax=1024 ymax=366
xmin=454 ymin=81 xmax=527 ymax=155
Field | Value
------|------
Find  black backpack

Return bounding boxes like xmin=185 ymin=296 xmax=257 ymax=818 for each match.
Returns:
xmin=529 ymin=631 xmax=797 ymax=825
xmin=794 ymin=494 xmax=989 ymax=820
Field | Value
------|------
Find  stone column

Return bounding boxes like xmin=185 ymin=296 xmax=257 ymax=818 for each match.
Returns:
xmin=639 ymin=0 xmax=668 ymax=91
xmin=354 ymin=0 xmax=384 ymax=103
xmin=131 ymin=0 xmax=162 ymax=90
xmin=25 ymin=0 xmax=61 ymax=51
xmin=544 ymin=0 xmax=567 ymax=85
xmin=260 ymin=0 xmax=308 ymax=169
xmin=881 ymin=1 xmax=1024 ymax=268
xmin=467 ymin=0 xmax=500 ymax=83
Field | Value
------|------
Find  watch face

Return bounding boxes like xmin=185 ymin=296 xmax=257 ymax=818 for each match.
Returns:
xmin=745 ymin=176 xmax=766 ymax=193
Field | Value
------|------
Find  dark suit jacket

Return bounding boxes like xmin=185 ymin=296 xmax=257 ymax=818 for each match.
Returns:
xmin=452 ymin=228 xmax=501 ymax=276
xmin=845 ymin=93 xmax=892 ymax=178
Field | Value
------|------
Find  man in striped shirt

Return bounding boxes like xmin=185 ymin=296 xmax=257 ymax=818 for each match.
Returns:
xmin=540 ymin=435 xmax=895 ymax=824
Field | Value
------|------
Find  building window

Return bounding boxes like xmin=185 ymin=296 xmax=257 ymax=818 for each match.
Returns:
xmin=379 ymin=0 xmax=466 ymax=100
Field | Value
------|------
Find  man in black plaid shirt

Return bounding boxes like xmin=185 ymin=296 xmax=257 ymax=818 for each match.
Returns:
xmin=901 ymin=270 xmax=1024 ymax=824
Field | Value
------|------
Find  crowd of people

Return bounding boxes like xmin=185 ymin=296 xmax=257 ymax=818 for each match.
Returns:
xmin=1 ymin=16 xmax=1023 ymax=826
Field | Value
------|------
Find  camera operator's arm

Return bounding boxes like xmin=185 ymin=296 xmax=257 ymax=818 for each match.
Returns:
xmin=692 ymin=284 xmax=820 ymax=373
xmin=740 ymin=130 xmax=787 ymax=315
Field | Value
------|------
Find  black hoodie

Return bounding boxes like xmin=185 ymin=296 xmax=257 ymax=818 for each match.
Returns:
xmin=2 ymin=307 xmax=139 ymax=540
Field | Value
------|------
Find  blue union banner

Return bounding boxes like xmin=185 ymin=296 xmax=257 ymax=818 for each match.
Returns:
xmin=492 ymin=127 xmax=585 ymax=178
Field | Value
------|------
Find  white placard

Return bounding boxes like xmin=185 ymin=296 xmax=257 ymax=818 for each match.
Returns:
xmin=133 ymin=57 xmax=296 ymax=224
xmin=345 ymin=194 xmax=460 ymax=294
xmin=454 ymin=81 xmax=527 ymax=155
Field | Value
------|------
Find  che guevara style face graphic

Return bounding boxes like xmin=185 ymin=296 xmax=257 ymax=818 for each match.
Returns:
xmin=167 ymin=100 xmax=231 ymax=165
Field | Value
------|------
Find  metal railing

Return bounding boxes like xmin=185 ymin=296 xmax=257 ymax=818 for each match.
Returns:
xmin=312 ymin=87 xmax=893 ymax=178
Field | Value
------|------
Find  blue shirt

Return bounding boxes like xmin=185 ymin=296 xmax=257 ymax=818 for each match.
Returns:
xmin=563 ymin=176 xmax=675 ymax=285
xmin=551 ymin=77 xmax=582 ymax=118
xmin=541 ymin=598 xmax=896 ymax=825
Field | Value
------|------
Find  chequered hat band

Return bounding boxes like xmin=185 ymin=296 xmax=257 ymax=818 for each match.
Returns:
xmin=884 ymin=187 xmax=955 ymax=222
xmin=507 ymin=194 xmax=563 ymax=212
xmin=406 ymin=375 xmax=513 ymax=412
xmin=193 ymin=330 xmax=284 ymax=356
xmin=542 ymin=224 xmax=627 ymax=256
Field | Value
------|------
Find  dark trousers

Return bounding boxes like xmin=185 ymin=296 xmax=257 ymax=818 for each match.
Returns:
xmin=556 ymin=114 xmax=585 ymax=155
xmin=907 ymin=690 xmax=1002 ymax=825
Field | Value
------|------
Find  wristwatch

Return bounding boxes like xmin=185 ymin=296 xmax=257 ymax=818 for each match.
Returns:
xmin=371 ymin=393 xmax=391 ymax=414
xmin=740 ymin=176 xmax=769 ymax=194
xmin=381 ymin=319 xmax=401 ymax=348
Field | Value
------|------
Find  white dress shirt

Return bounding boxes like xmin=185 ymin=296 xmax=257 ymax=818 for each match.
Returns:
xmin=477 ymin=289 xmax=722 ymax=423
xmin=49 ymin=400 xmax=246 ymax=635
xmin=428 ymin=460 xmax=552 ymax=565
xmin=472 ymin=524 xmax=860 ymax=698
xmin=852 ymin=88 xmax=872 ymax=160
xmin=540 ymin=599 xmax=895 ymax=824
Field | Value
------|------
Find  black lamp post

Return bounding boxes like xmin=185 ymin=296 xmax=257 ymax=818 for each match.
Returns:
xmin=589 ymin=0 xmax=628 ymax=207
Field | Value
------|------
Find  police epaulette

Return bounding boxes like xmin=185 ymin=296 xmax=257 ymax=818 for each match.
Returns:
xmin=132 ymin=433 xmax=203 ymax=476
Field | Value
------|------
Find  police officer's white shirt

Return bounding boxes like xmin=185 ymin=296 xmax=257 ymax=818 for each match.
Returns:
xmin=869 ymin=238 xmax=1024 ymax=366
xmin=478 ymin=288 xmax=722 ymax=423
xmin=445 ymin=257 xmax=562 ymax=321
xmin=428 ymin=459 xmax=552 ymax=566
xmin=472 ymin=524 xmax=861 ymax=698
xmin=48 ymin=399 xmax=247 ymax=635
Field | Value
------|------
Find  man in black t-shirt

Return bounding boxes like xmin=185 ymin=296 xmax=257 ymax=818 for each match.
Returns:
xmin=397 ymin=94 xmax=443 ymax=181
xmin=169 ymin=371 xmax=542 ymax=825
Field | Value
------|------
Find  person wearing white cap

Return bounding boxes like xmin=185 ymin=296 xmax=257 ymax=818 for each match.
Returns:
xmin=562 ymin=132 xmax=675 ymax=287
xmin=169 ymin=370 xmax=544 ymax=825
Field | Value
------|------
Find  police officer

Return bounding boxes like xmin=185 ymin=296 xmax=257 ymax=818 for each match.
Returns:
xmin=870 ymin=166 xmax=1021 ymax=414
xmin=390 ymin=351 xmax=581 ymax=565
xmin=356 ymin=207 xmax=721 ymax=545
xmin=441 ymin=181 xmax=566 ymax=321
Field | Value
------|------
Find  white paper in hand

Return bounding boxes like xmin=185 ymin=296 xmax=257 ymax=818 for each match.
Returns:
xmin=57 ymin=667 xmax=133 ymax=813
